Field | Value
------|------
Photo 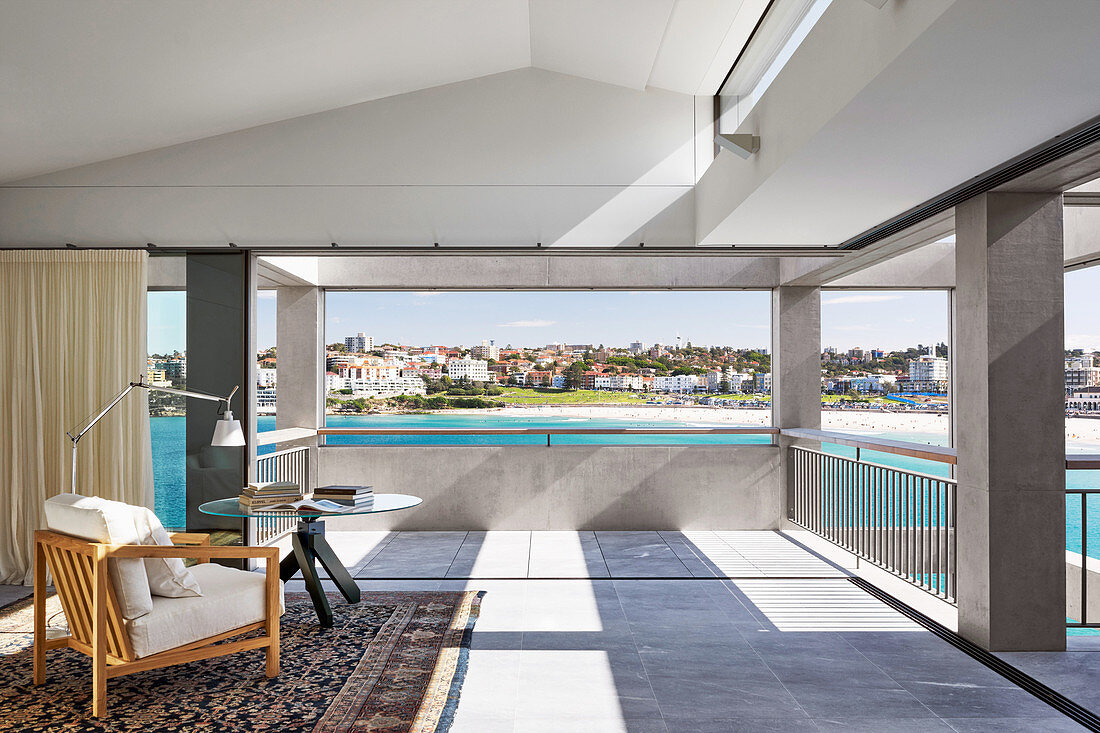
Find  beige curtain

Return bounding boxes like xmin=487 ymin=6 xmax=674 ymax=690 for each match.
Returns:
xmin=0 ymin=250 xmax=152 ymax=584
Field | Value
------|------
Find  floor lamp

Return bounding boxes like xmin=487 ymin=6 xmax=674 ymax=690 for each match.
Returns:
xmin=66 ymin=378 xmax=245 ymax=494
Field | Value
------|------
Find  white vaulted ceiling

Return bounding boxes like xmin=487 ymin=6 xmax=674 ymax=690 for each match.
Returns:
xmin=0 ymin=0 xmax=766 ymax=183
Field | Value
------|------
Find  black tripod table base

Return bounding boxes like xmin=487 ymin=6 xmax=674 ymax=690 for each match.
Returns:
xmin=278 ymin=518 xmax=360 ymax=627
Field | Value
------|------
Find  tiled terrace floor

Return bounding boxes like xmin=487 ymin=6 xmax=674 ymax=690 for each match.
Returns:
xmin=284 ymin=531 xmax=1095 ymax=732
xmin=4 ymin=531 xmax=1095 ymax=730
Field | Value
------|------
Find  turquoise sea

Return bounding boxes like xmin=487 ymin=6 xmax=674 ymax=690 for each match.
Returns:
xmin=150 ymin=414 xmax=1100 ymax=559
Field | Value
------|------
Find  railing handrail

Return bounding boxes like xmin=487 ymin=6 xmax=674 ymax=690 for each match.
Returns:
xmin=1067 ymin=455 xmax=1100 ymax=470
xmin=781 ymin=428 xmax=956 ymax=465
xmin=789 ymin=444 xmax=956 ymax=484
xmin=317 ymin=426 xmax=778 ymax=436
xmin=256 ymin=426 xmax=317 ymax=447
xmin=257 ymin=444 xmax=311 ymax=460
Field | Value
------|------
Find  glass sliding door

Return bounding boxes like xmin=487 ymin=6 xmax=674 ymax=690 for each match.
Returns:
xmin=185 ymin=253 xmax=249 ymax=531
xmin=147 ymin=287 xmax=187 ymax=529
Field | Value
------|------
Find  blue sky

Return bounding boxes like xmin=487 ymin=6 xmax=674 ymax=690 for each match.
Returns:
xmin=146 ymin=267 xmax=1100 ymax=354
xmin=324 ymin=291 xmax=773 ymax=350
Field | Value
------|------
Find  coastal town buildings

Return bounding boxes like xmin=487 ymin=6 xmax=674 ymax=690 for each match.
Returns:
xmin=1065 ymin=356 xmax=1100 ymax=393
xmin=901 ymin=354 xmax=949 ymax=393
xmin=469 ymin=340 xmax=500 ymax=361
xmin=446 ymin=356 xmax=491 ymax=382
xmin=344 ymin=332 xmax=373 ymax=353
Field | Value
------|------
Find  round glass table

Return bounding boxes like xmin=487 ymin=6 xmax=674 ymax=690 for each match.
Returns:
xmin=198 ymin=494 xmax=422 ymax=626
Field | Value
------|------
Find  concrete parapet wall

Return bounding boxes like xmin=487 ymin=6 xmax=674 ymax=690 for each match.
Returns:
xmin=1066 ymin=551 xmax=1100 ymax=624
xmin=317 ymin=444 xmax=781 ymax=531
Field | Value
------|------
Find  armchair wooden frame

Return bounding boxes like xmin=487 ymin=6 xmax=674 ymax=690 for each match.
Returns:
xmin=33 ymin=529 xmax=281 ymax=718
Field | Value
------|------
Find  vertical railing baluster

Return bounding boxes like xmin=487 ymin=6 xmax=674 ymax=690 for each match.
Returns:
xmin=935 ymin=481 xmax=941 ymax=596
xmin=907 ymin=474 xmax=913 ymax=580
xmin=1083 ymin=492 xmax=1088 ymax=626
xmin=861 ymin=461 xmax=867 ymax=559
xmin=950 ymin=482 xmax=957 ymax=601
xmin=920 ymin=478 xmax=927 ymax=590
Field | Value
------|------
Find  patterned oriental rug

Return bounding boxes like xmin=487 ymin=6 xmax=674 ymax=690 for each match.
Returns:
xmin=0 ymin=590 xmax=483 ymax=733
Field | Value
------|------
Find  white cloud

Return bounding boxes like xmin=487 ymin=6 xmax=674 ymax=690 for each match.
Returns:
xmin=413 ymin=291 xmax=442 ymax=297
xmin=823 ymin=294 xmax=904 ymax=305
xmin=329 ymin=316 xmax=341 ymax=324
xmin=834 ymin=325 xmax=873 ymax=332
xmin=497 ymin=320 xmax=556 ymax=328
xmin=257 ymin=290 xmax=276 ymax=299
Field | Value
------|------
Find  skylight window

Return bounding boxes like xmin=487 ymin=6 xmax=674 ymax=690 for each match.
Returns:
xmin=718 ymin=0 xmax=832 ymax=130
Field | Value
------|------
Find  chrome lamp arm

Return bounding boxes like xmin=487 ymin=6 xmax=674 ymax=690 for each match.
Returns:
xmin=65 ymin=378 xmax=243 ymax=494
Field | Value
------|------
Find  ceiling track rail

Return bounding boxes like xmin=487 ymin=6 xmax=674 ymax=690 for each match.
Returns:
xmin=840 ymin=115 xmax=1100 ymax=251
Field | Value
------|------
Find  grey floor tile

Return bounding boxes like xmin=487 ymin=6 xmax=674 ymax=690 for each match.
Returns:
xmin=447 ymin=531 xmax=531 ymax=578
xmin=514 ymin=718 xmax=668 ymax=733
xmin=672 ymin=719 xmax=819 ymax=733
xmin=596 ymin=532 xmax=693 ymax=578
xmin=528 ymin=531 xmax=609 ymax=578
xmin=651 ymin=675 xmax=808 ymax=721
xmin=449 ymin=718 xmax=516 ymax=733
xmin=781 ymin=682 xmax=935 ymax=720
xmin=357 ymin=530 xmax=468 ymax=577
xmin=297 ymin=533 xmax=1100 ymax=732
xmin=604 ymin=558 xmax=695 ymax=578
xmin=514 ymin=648 xmax=660 ymax=720
xmin=942 ymin=717 xmax=1089 ymax=732
xmin=814 ymin=718 xmax=953 ymax=732
xmin=898 ymin=680 xmax=1068 ymax=719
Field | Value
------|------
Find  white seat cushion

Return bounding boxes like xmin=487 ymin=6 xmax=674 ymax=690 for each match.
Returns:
xmin=44 ymin=493 xmax=153 ymax=620
xmin=126 ymin=564 xmax=284 ymax=659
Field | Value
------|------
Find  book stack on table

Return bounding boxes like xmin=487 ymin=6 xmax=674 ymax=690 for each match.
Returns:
xmin=239 ymin=480 xmax=303 ymax=508
xmin=310 ymin=485 xmax=374 ymax=508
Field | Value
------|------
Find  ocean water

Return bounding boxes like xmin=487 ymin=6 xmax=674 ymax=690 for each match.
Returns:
xmin=318 ymin=413 xmax=774 ymax=446
xmin=150 ymin=414 xmax=1100 ymax=559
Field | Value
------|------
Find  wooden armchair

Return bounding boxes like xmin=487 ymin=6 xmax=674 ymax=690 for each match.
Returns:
xmin=33 ymin=529 xmax=281 ymax=717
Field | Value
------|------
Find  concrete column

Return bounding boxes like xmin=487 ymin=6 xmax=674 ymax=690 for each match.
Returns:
xmin=275 ymin=287 xmax=324 ymax=489
xmin=275 ymin=287 xmax=325 ymax=431
xmin=772 ymin=286 xmax=822 ymax=430
xmin=772 ymin=286 xmax=821 ymax=522
xmin=955 ymin=192 xmax=1065 ymax=652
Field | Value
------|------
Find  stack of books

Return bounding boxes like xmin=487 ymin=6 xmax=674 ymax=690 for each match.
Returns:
xmin=311 ymin=485 xmax=374 ymax=507
xmin=239 ymin=480 xmax=303 ymax=508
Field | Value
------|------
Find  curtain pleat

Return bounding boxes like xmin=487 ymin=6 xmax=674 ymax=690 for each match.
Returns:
xmin=0 ymin=250 xmax=152 ymax=584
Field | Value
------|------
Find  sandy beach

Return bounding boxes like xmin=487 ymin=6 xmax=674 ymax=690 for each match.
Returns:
xmin=447 ymin=403 xmax=1100 ymax=448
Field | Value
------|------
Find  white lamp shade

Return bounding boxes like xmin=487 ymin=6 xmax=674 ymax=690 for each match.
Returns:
xmin=211 ymin=411 xmax=246 ymax=446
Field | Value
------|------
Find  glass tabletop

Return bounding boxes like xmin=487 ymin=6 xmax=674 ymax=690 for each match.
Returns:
xmin=198 ymin=493 xmax=422 ymax=519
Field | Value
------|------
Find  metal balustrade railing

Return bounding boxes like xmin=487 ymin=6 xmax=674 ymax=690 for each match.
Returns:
xmin=1066 ymin=488 xmax=1099 ymax=629
xmin=789 ymin=444 xmax=957 ymax=603
xmin=1065 ymin=455 xmax=1100 ymax=630
xmin=317 ymin=426 xmax=779 ymax=446
xmin=245 ymin=445 xmax=310 ymax=546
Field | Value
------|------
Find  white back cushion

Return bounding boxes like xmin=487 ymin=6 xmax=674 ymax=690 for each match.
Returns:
xmin=131 ymin=506 xmax=201 ymax=598
xmin=44 ymin=493 xmax=153 ymax=620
